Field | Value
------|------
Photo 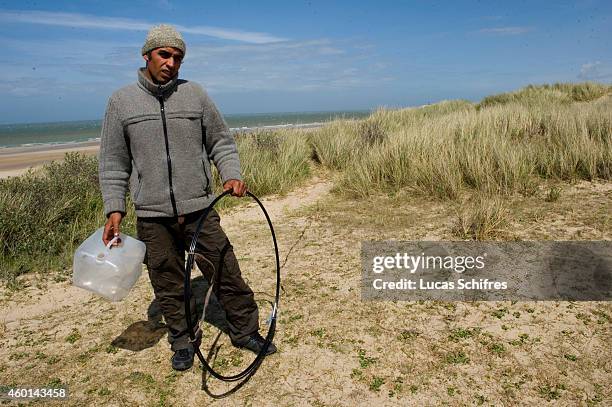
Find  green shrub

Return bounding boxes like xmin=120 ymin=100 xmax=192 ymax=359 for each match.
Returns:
xmin=0 ymin=153 xmax=136 ymax=283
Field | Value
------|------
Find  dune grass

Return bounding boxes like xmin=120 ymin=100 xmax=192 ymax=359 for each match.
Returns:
xmin=235 ymin=129 xmax=312 ymax=196
xmin=0 ymin=153 xmax=129 ymax=286
xmin=477 ymin=82 xmax=611 ymax=108
xmin=308 ymin=82 xmax=611 ymax=199
xmin=1 ymin=82 xmax=610 ymax=283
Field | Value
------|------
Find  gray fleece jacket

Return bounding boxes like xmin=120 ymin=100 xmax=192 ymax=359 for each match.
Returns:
xmin=99 ymin=68 xmax=242 ymax=218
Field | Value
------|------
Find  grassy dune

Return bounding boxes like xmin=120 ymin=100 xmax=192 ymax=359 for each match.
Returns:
xmin=0 ymin=82 xmax=610 ymax=406
xmin=309 ymin=82 xmax=611 ymax=199
xmin=1 ymin=82 xmax=610 ymax=284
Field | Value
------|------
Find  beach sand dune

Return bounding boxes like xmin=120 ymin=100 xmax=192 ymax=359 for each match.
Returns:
xmin=0 ymin=141 xmax=99 ymax=179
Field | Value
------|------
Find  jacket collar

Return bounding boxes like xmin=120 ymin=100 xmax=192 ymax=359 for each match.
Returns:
xmin=137 ymin=68 xmax=178 ymax=98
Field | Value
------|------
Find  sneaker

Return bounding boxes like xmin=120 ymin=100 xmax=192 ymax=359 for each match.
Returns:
xmin=172 ymin=347 xmax=195 ymax=371
xmin=235 ymin=332 xmax=277 ymax=355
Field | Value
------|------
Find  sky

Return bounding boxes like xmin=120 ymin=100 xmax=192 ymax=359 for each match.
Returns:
xmin=0 ymin=0 xmax=610 ymax=123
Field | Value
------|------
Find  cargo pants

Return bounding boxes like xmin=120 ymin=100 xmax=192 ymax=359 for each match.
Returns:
xmin=136 ymin=208 xmax=259 ymax=351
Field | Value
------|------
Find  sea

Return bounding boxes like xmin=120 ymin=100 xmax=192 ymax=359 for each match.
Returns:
xmin=0 ymin=111 xmax=371 ymax=149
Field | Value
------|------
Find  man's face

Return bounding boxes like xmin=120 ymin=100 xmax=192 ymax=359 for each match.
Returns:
xmin=143 ymin=47 xmax=184 ymax=84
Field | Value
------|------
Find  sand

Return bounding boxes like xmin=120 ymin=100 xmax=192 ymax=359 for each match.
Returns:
xmin=1 ymin=177 xmax=610 ymax=405
xmin=0 ymin=141 xmax=100 ymax=179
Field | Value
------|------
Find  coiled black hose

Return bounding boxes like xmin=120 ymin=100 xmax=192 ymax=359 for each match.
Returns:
xmin=184 ymin=190 xmax=280 ymax=382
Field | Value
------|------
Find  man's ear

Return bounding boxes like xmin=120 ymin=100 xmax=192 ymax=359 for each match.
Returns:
xmin=143 ymin=54 xmax=150 ymax=62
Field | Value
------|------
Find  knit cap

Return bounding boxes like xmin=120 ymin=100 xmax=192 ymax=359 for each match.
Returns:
xmin=141 ymin=24 xmax=186 ymax=55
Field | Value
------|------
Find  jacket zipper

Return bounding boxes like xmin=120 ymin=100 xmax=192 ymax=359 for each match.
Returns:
xmin=158 ymin=94 xmax=178 ymax=217
xmin=202 ymin=125 xmax=210 ymax=194
xmin=135 ymin=171 xmax=143 ymax=201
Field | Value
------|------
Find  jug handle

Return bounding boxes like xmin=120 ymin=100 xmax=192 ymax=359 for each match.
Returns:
xmin=106 ymin=235 xmax=120 ymax=250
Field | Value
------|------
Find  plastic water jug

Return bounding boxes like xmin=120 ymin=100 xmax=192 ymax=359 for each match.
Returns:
xmin=73 ymin=227 xmax=146 ymax=301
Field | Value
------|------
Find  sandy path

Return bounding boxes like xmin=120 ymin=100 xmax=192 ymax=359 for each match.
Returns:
xmin=0 ymin=176 xmax=341 ymax=406
xmin=0 ymin=177 xmax=332 ymax=327
xmin=221 ymin=178 xmax=332 ymax=228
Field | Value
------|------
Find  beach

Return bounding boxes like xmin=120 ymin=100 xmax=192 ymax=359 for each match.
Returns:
xmin=0 ymin=107 xmax=371 ymax=182
xmin=0 ymin=122 xmax=330 ymax=179
xmin=0 ymin=141 xmax=100 ymax=179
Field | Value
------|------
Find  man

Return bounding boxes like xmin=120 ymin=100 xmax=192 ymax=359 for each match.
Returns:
xmin=98 ymin=24 xmax=276 ymax=371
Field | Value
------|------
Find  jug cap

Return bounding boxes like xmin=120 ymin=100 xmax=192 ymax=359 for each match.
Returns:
xmin=106 ymin=235 xmax=121 ymax=249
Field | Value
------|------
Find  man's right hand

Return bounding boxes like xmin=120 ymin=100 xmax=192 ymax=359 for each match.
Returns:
xmin=103 ymin=212 xmax=124 ymax=246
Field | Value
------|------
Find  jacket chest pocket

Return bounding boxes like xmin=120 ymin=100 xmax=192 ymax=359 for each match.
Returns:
xmin=162 ymin=111 xmax=212 ymax=200
xmin=165 ymin=111 xmax=203 ymax=135
xmin=165 ymin=111 xmax=209 ymax=193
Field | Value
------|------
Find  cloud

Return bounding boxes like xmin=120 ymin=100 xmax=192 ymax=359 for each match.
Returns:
xmin=0 ymin=10 xmax=391 ymax=99
xmin=157 ymin=0 xmax=173 ymax=11
xmin=186 ymin=39 xmax=345 ymax=57
xmin=479 ymin=26 xmax=533 ymax=35
xmin=578 ymin=61 xmax=612 ymax=80
xmin=0 ymin=9 xmax=286 ymax=43
xmin=2 ymin=32 xmax=391 ymax=97
xmin=179 ymin=25 xmax=286 ymax=44
xmin=0 ymin=76 xmax=91 ymax=97
xmin=481 ymin=16 xmax=504 ymax=21
xmin=180 ymin=40 xmax=384 ymax=93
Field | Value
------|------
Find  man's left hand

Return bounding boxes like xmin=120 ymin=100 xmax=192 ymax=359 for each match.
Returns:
xmin=223 ymin=179 xmax=247 ymax=197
